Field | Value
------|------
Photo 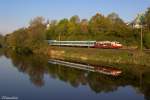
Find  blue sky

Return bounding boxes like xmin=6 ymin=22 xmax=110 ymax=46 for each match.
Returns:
xmin=0 ymin=0 xmax=150 ymax=34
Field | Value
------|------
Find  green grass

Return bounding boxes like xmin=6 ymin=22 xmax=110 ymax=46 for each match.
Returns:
xmin=48 ymin=46 xmax=150 ymax=67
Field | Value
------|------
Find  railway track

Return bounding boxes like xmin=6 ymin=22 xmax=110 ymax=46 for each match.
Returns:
xmin=50 ymin=45 xmax=150 ymax=53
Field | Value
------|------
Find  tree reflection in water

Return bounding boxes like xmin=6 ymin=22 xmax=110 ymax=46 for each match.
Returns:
xmin=3 ymin=50 xmax=150 ymax=100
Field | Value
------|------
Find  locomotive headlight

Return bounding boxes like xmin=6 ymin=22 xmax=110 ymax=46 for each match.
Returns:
xmin=117 ymin=44 xmax=122 ymax=47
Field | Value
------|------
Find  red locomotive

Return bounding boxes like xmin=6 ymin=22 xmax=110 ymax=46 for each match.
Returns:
xmin=93 ymin=41 xmax=123 ymax=49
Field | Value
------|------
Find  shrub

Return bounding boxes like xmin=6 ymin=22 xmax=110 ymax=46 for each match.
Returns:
xmin=143 ymin=32 xmax=150 ymax=49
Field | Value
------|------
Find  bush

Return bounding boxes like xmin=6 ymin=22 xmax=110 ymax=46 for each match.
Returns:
xmin=143 ymin=32 xmax=150 ymax=49
xmin=15 ymin=47 xmax=33 ymax=55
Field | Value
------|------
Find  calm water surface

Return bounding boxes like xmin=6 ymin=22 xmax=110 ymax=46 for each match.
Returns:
xmin=0 ymin=51 xmax=150 ymax=100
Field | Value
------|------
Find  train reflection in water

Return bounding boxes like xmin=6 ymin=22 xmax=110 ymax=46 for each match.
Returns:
xmin=48 ymin=59 xmax=122 ymax=76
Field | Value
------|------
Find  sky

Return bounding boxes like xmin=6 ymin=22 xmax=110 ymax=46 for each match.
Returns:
xmin=0 ymin=0 xmax=150 ymax=35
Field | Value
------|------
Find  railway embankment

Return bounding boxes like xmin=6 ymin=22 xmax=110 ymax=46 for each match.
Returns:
xmin=47 ymin=46 xmax=150 ymax=67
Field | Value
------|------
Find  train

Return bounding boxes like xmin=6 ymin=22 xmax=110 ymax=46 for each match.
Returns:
xmin=48 ymin=59 xmax=122 ymax=76
xmin=48 ymin=40 xmax=123 ymax=49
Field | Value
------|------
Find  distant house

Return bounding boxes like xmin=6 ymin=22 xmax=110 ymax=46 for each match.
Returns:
xmin=46 ymin=20 xmax=57 ymax=30
xmin=46 ymin=23 xmax=50 ymax=30
xmin=131 ymin=13 xmax=145 ymax=29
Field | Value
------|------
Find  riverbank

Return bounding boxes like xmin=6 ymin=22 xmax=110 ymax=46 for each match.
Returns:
xmin=47 ymin=46 xmax=150 ymax=67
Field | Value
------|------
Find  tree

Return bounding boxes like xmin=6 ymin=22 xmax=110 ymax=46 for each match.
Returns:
xmin=0 ymin=34 xmax=4 ymax=48
xmin=142 ymin=8 xmax=150 ymax=49
xmin=68 ymin=15 xmax=81 ymax=34
xmin=107 ymin=12 xmax=124 ymax=24
xmin=4 ymin=28 xmax=32 ymax=53
xmin=107 ymin=13 xmax=132 ymax=38
xmin=70 ymin=15 xmax=80 ymax=24
xmin=145 ymin=8 xmax=150 ymax=31
xmin=5 ymin=16 xmax=47 ymax=54
xmin=89 ymin=13 xmax=110 ymax=35
xmin=45 ymin=20 xmax=57 ymax=39
xmin=55 ymin=18 xmax=69 ymax=40
xmin=80 ymin=19 xmax=89 ymax=34
xmin=28 ymin=16 xmax=46 ymax=46
xmin=27 ymin=16 xmax=47 ymax=51
xmin=29 ymin=16 xmax=45 ymax=28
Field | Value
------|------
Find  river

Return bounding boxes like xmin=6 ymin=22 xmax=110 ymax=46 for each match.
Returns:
xmin=0 ymin=50 xmax=150 ymax=100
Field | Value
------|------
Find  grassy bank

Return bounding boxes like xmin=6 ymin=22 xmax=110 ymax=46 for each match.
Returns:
xmin=47 ymin=46 xmax=150 ymax=67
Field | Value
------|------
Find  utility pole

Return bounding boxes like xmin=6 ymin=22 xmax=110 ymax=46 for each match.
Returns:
xmin=59 ymin=33 xmax=61 ymax=47
xmin=138 ymin=13 xmax=145 ymax=53
xmin=140 ymin=25 xmax=143 ymax=52
xmin=59 ymin=33 xmax=61 ymax=41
